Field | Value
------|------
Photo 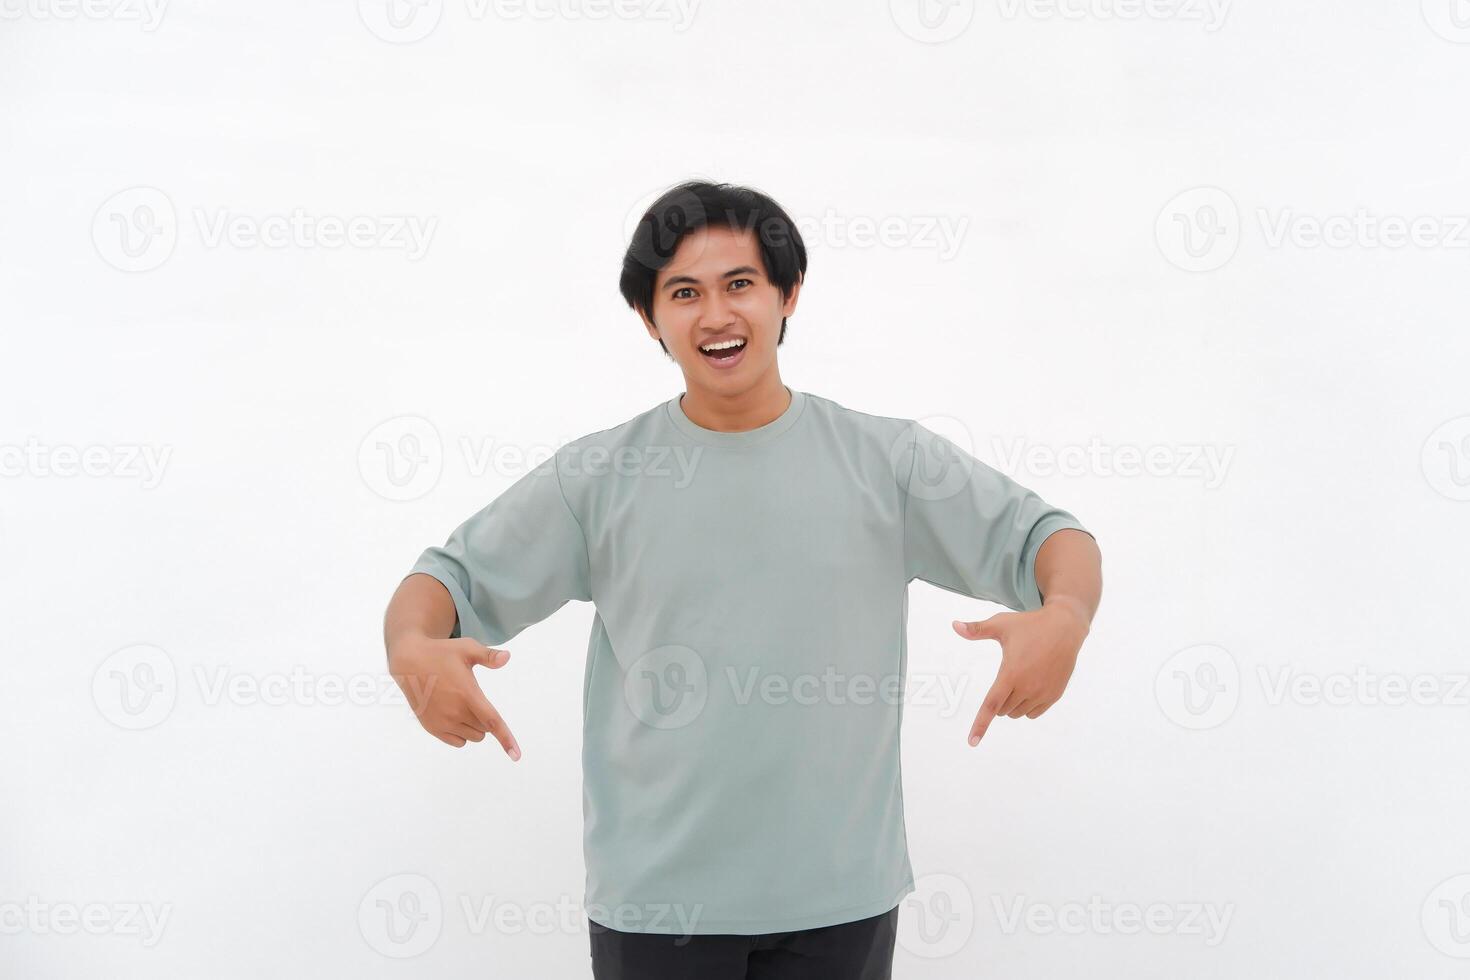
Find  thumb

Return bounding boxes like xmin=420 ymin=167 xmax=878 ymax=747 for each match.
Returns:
xmin=953 ymin=616 xmax=1003 ymax=642
xmin=461 ymin=641 xmax=510 ymax=669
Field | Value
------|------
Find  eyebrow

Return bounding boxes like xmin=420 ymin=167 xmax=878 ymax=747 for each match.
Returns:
xmin=661 ymin=265 xmax=761 ymax=293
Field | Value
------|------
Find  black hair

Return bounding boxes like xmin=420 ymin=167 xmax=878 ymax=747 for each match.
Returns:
xmin=619 ymin=180 xmax=808 ymax=355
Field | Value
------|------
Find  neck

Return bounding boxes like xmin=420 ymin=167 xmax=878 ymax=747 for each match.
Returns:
xmin=679 ymin=370 xmax=790 ymax=433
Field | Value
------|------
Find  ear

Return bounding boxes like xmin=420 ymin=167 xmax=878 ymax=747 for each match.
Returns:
xmin=637 ymin=307 xmax=660 ymax=343
xmin=781 ymin=277 xmax=802 ymax=317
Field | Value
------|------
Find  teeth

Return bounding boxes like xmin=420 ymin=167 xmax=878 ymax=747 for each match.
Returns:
xmin=700 ymin=338 xmax=746 ymax=352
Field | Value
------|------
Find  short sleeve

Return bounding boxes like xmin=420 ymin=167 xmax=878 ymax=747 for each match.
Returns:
xmin=901 ymin=422 xmax=1093 ymax=612
xmin=408 ymin=452 xmax=592 ymax=646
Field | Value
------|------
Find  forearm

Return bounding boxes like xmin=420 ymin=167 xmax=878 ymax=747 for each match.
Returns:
xmin=384 ymin=572 xmax=459 ymax=657
xmin=1033 ymin=528 xmax=1102 ymax=627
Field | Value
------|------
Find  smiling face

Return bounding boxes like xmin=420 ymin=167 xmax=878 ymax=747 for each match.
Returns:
xmin=639 ymin=223 xmax=801 ymax=397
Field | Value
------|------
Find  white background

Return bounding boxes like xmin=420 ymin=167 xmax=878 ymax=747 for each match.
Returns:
xmin=3 ymin=1 xmax=1469 ymax=977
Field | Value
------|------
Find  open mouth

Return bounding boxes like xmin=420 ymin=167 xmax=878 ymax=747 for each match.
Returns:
xmin=698 ymin=338 xmax=747 ymax=368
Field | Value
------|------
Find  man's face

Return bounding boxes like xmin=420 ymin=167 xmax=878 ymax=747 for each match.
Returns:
xmin=640 ymin=224 xmax=800 ymax=393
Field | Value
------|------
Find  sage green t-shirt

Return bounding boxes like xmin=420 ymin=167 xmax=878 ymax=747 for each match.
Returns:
xmin=409 ymin=386 xmax=1091 ymax=936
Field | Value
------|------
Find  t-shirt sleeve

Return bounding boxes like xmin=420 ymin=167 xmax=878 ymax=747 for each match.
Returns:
xmin=407 ymin=452 xmax=592 ymax=646
xmin=901 ymin=422 xmax=1093 ymax=612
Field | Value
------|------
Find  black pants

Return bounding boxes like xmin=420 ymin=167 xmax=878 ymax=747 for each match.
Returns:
xmin=588 ymin=905 xmax=899 ymax=979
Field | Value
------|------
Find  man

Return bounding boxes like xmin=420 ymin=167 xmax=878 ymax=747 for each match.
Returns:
xmin=383 ymin=180 xmax=1102 ymax=978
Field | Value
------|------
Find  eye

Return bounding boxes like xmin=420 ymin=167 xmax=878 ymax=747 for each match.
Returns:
xmin=729 ymin=279 xmax=752 ymax=290
xmin=672 ymin=287 xmax=695 ymax=300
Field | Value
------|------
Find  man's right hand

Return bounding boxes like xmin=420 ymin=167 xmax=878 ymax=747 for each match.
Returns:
xmin=388 ymin=635 xmax=522 ymax=758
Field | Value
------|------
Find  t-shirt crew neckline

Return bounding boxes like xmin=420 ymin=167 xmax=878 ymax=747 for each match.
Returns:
xmin=666 ymin=386 xmax=808 ymax=448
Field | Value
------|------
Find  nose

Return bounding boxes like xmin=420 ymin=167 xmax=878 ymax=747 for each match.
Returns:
xmin=698 ymin=290 xmax=736 ymax=330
